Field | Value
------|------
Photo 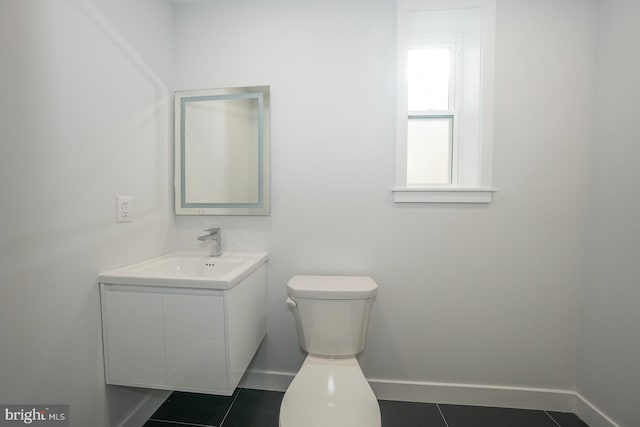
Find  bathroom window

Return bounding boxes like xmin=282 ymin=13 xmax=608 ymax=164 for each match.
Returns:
xmin=407 ymin=45 xmax=456 ymax=185
xmin=394 ymin=0 xmax=497 ymax=203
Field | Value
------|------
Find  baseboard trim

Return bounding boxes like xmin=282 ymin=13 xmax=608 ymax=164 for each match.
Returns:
xmin=118 ymin=390 xmax=172 ymax=427
xmin=240 ymin=369 xmax=617 ymax=427
xmin=574 ymin=393 xmax=619 ymax=427
xmin=240 ymin=368 xmax=295 ymax=392
xmin=370 ymin=378 xmax=576 ymax=412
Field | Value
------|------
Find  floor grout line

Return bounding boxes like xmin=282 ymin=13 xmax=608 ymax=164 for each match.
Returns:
xmin=218 ymin=388 xmax=242 ymax=427
xmin=544 ymin=410 xmax=563 ymax=427
xmin=436 ymin=403 xmax=451 ymax=427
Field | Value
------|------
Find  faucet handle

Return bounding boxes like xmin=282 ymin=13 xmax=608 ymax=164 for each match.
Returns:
xmin=204 ymin=227 xmax=220 ymax=234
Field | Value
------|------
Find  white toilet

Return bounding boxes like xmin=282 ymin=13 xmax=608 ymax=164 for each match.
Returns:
xmin=279 ymin=275 xmax=381 ymax=427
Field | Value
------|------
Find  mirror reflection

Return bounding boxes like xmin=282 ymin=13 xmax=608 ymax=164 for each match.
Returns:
xmin=175 ymin=86 xmax=270 ymax=215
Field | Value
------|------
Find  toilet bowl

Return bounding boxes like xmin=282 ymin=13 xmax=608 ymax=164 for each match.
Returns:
xmin=280 ymin=275 xmax=380 ymax=427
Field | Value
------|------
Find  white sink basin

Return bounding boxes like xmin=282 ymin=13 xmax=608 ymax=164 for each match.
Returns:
xmin=98 ymin=252 xmax=268 ymax=289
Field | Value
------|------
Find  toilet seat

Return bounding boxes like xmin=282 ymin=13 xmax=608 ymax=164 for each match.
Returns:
xmin=279 ymin=356 xmax=381 ymax=427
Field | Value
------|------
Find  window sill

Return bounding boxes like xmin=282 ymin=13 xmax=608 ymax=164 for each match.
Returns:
xmin=392 ymin=186 xmax=497 ymax=203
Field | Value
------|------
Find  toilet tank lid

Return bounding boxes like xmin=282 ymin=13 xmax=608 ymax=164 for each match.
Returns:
xmin=287 ymin=275 xmax=378 ymax=300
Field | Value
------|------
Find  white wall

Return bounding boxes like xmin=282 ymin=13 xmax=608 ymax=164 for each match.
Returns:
xmin=577 ymin=1 xmax=640 ymax=426
xmin=173 ymin=0 xmax=595 ymax=396
xmin=0 ymin=1 xmax=174 ymax=425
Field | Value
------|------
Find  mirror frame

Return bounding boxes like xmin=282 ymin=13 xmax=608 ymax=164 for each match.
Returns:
xmin=174 ymin=86 xmax=270 ymax=215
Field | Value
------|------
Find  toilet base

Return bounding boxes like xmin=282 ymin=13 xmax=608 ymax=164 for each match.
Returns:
xmin=279 ymin=355 xmax=381 ymax=427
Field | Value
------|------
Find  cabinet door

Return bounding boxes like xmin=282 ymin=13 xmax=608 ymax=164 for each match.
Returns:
xmin=102 ymin=287 xmax=166 ymax=386
xmin=163 ymin=293 xmax=227 ymax=392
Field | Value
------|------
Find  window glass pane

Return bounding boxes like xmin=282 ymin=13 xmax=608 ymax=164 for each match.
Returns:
xmin=407 ymin=48 xmax=451 ymax=111
xmin=407 ymin=117 xmax=452 ymax=184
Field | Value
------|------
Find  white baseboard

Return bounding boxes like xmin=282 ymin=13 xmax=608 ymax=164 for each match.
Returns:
xmin=574 ymin=394 xmax=620 ymax=427
xmin=240 ymin=369 xmax=295 ymax=392
xmin=370 ymin=378 xmax=576 ymax=412
xmin=240 ymin=369 xmax=618 ymax=427
xmin=118 ymin=390 xmax=172 ymax=427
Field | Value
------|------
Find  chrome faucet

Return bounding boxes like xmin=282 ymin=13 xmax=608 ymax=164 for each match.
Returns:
xmin=197 ymin=227 xmax=222 ymax=257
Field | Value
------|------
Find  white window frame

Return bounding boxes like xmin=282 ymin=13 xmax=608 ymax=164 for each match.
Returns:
xmin=394 ymin=0 xmax=497 ymax=203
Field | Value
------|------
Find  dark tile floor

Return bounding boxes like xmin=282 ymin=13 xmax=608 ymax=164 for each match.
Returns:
xmin=144 ymin=389 xmax=590 ymax=427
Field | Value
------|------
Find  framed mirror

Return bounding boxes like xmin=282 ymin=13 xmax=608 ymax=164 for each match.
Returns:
xmin=175 ymin=86 xmax=270 ymax=215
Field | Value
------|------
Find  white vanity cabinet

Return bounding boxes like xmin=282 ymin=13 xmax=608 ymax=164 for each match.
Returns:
xmin=99 ymin=259 xmax=266 ymax=396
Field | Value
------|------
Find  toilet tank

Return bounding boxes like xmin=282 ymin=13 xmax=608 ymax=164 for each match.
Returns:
xmin=287 ymin=275 xmax=377 ymax=357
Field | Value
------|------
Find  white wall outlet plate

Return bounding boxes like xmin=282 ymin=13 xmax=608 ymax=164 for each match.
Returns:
xmin=116 ymin=195 xmax=133 ymax=222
